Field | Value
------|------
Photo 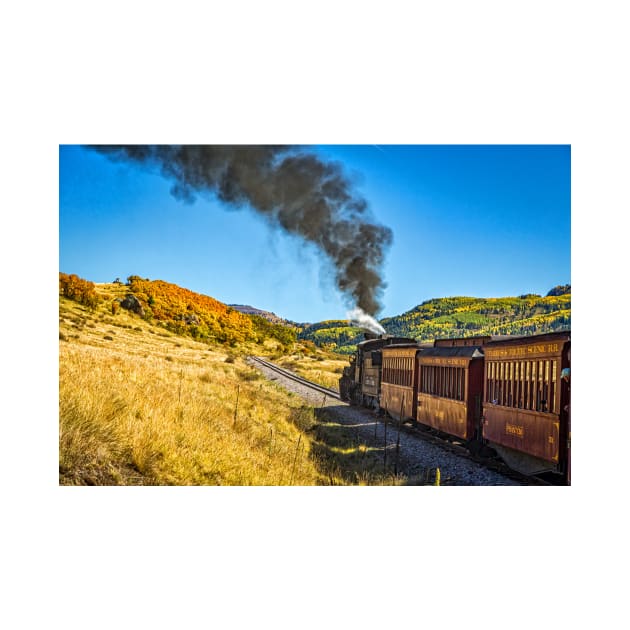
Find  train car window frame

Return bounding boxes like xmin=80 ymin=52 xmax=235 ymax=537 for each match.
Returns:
xmin=485 ymin=355 xmax=563 ymax=415
xmin=551 ymin=360 xmax=557 ymax=413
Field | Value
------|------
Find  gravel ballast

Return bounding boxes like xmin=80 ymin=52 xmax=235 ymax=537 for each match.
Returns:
xmin=249 ymin=358 xmax=522 ymax=486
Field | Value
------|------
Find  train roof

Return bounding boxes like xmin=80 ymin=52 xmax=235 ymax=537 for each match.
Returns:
xmin=433 ymin=335 xmax=492 ymax=347
xmin=356 ymin=336 xmax=415 ymax=350
xmin=420 ymin=346 xmax=484 ymax=358
xmin=483 ymin=330 xmax=571 ymax=347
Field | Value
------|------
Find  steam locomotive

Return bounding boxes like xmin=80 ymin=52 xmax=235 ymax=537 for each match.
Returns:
xmin=339 ymin=331 xmax=571 ymax=482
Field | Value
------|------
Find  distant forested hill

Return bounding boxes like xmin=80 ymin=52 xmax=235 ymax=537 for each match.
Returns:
xmin=299 ymin=287 xmax=571 ymax=354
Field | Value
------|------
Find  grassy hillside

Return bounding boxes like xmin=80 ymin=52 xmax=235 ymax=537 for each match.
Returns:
xmin=113 ymin=275 xmax=297 ymax=348
xmin=296 ymin=320 xmax=364 ymax=355
xmin=59 ymin=275 xmax=410 ymax=485
xmin=299 ymin=289 xmax=571 ymax=353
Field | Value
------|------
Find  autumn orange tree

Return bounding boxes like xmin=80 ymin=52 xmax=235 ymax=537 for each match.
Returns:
xmin=124 ymin=276 xmax=258 ymax=346
xmin=59 ymin=273 xmax=101 ymax=309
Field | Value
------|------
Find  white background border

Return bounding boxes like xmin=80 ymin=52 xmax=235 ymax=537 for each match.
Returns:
xmin=3 ymin=1 xmax=626 ymax=628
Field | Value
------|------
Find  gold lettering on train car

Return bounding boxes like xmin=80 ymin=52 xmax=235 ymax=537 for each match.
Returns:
xmin=527 ymin=345 xmax=546 ymax=354
xmin=505 ymin=423 xmax=524 ymax=437
xmin=548 ymin=436 xmax=555 ymax=444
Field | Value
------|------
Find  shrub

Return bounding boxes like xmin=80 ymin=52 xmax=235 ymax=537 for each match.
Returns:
xmin=59 ymin=272 xmax=101 ymax=309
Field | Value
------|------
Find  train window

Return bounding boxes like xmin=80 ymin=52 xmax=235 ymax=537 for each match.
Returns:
xmin=537 ymin=360 xmax=544 ymax=411
xmin=531 ymin=361 xmax=538 ymax=410
xmin=487 ymin=362 xmax=493 ymax=403
xmin=534 ymin=361 xmax=540 ymax=410
xmin=524 ymin=362 xmax=530 ymax=410
xmin=526 ymin=362 xmax=531 ymax=408
xmin=513 ymin=362 xmax=518 ymax=406
xmin=542 ymin=360 xmax=550 ymax=412
xmin=454 ymin=368 xmax=458 ymax=400
xmin=507 ymin=362 xmax=513 ymax=406
xmin=420 ymin=365 xmax=466 ymax=401
xmin=550 ymin=360 xmax=557 ymax=413
xmin=499 ymin=362 xmax=505 ymax=406
xmin=457 ymin=367 xmax=461 ymax=399
xmin=507 ymin=362 xmax=512 ymax=406
xmin=451 ymin=368 xmax=457 ymax=400
xmin=497 ymin=362 xmax=502 ymax=404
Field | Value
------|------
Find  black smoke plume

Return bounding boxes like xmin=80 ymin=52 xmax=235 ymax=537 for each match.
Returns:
xmin=90 ymin=145 xmax=392 ymax=315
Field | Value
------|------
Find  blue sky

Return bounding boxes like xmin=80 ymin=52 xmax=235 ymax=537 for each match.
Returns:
xmin=59 ymin=144 xmax=570 ymax=323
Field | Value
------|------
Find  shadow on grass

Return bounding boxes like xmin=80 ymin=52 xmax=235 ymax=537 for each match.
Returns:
xmin=284 ymin=405 xmax=439 ymax=486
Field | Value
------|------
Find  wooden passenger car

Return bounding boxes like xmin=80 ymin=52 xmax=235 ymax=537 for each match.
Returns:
xmin=415 ymin=345 xmax=485 ymax=440
xmin=380 ymin=344 xmax=422 ymax=421
xmin=481 ymin=331 xmax=571 ymax=476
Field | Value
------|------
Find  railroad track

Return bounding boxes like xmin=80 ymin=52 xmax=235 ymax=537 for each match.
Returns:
xmin=249 ymin=356 xmax=342 ymax=401
xmin=249 ymin=356 xmax=558 ymax=486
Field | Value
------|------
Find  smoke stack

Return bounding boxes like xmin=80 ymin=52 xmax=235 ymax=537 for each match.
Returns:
xmin=89 ymin=145 xmax=392 ymax=316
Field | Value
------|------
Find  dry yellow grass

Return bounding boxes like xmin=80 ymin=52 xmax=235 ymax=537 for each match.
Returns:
xmin=60 ymin=284 xmax=412 ymax=485
xmin=59 ymin=295 xmax=323 ymax=485
xmin=275 ymin=352 xmax=347 ymax=390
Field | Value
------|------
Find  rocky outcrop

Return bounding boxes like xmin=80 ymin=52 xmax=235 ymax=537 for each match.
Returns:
xmin=176 ymin=313 xmax=200 ymax=325
xmin=120 ymin=294 xmax=146 ymax=317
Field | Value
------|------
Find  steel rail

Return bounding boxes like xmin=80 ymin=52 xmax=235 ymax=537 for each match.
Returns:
xmin=249 ymin=356 xmax=342 ymax=401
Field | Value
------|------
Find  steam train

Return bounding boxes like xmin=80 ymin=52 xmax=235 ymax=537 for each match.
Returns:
xmin=339 ymin=331 xmax=571 ymax=483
